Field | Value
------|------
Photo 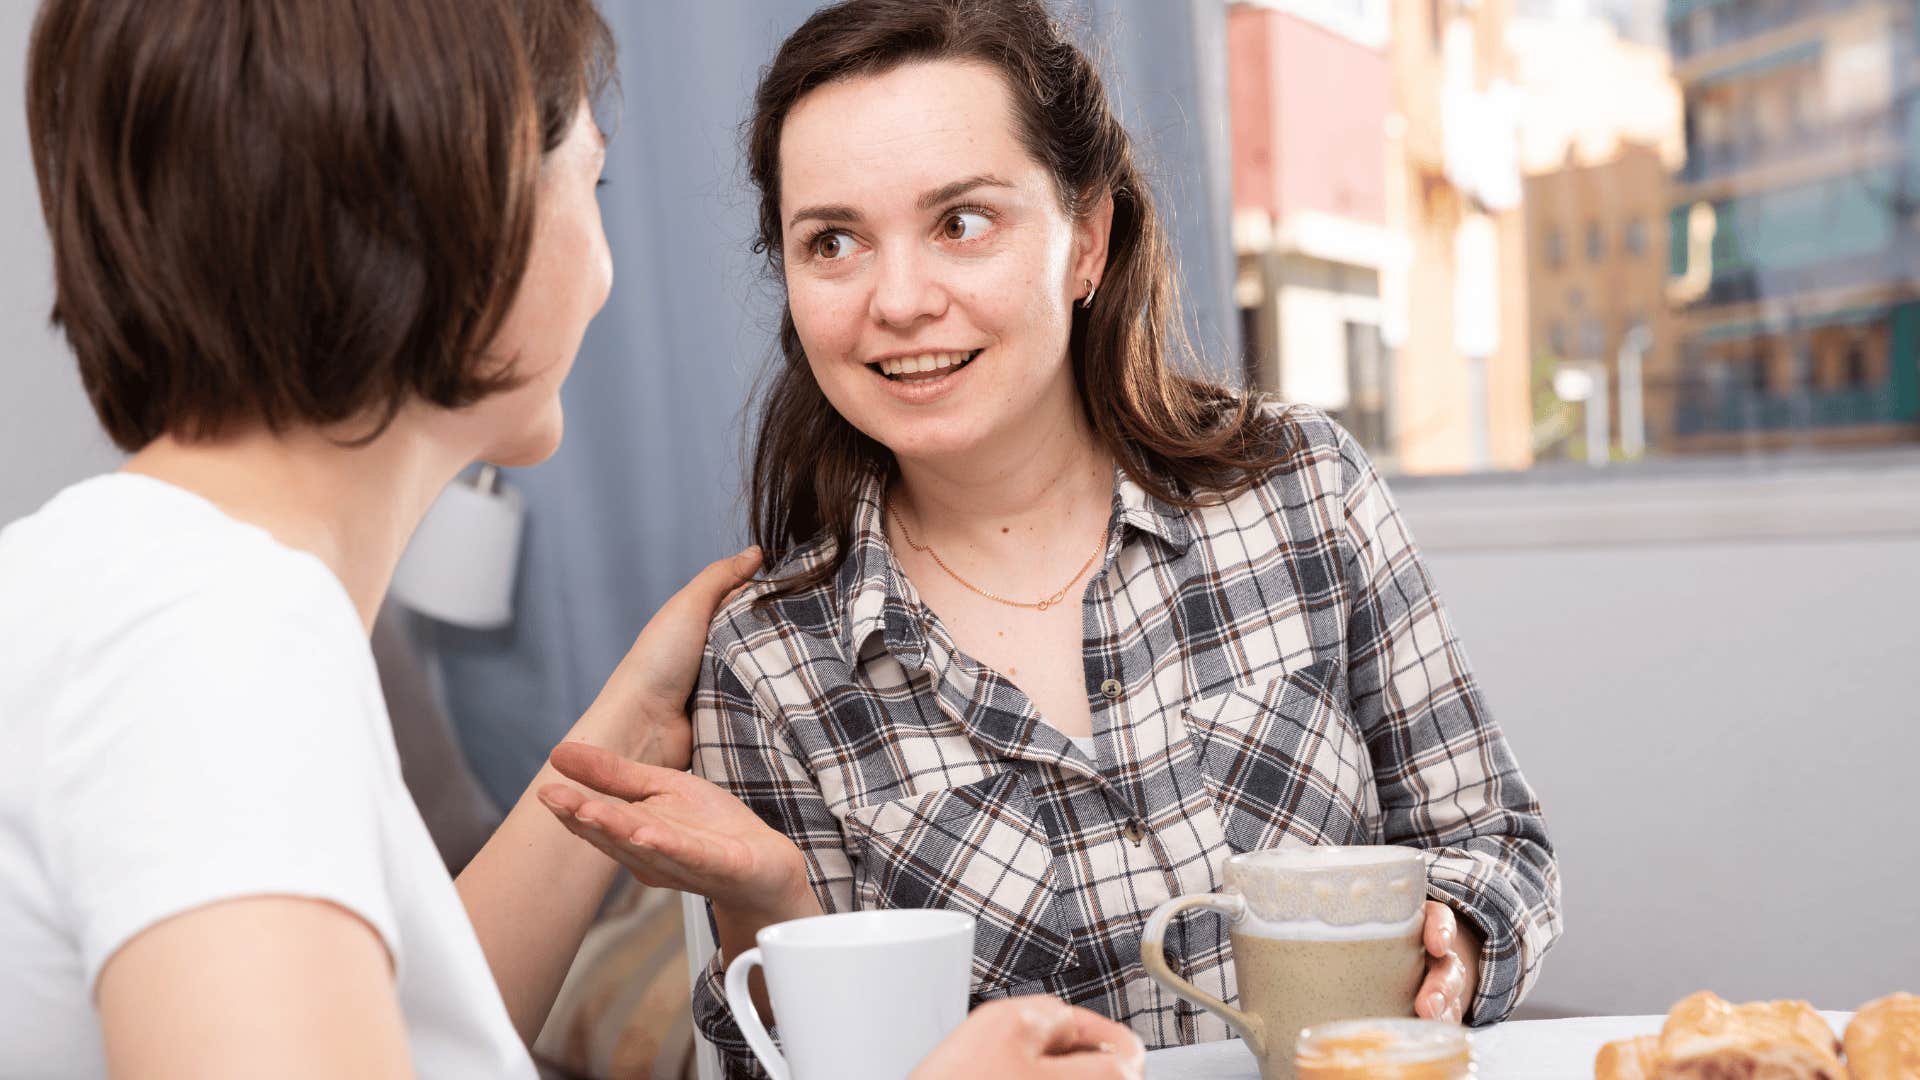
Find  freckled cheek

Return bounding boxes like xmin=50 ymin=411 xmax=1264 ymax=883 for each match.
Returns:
xmin=787 ymin=279 xmax=866 ymax=367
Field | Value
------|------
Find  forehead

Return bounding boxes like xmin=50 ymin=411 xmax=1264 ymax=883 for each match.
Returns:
xmin=778 ymin=60 xmax=1037 ymax=212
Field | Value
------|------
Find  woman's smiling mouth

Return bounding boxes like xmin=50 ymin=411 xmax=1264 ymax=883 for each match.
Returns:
xmin=866 ymin=349 xmax=982 ymax=382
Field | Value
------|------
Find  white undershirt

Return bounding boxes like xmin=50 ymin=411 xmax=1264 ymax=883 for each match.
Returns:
xmin=0 ymin=474 xmax=533 ymax=1078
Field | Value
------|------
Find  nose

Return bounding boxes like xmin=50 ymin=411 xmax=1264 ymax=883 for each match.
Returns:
xmin=867 ymin=246 xmax=947 ymax=329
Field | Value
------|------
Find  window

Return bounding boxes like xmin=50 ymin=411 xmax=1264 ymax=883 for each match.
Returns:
xmin=1697 ymin=97 xmax=1727 ymax=147
xmin=1340 ymin=321 xmax=1390 ymax=451
xmin=1844 ymin=343 xmax=1869 ymax=388
xmin=1212 ymin=0 xmax=1920 ymax=478
xmin=1578 ymin=317 xmax=1606 ymax=359
xmin=1755 ymin=83 xmax=1790 ymax=146
xmin=1734 ymin=95 xmax=1761 ymax=148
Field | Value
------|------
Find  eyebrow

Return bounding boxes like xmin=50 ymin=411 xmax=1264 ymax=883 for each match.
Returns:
xmin=786 ymin=174 xmax=1016 ymax=232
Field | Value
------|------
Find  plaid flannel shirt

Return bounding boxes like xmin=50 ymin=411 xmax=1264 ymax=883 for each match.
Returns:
xmin=690 ymin=406 xmax=1561 ymax=1075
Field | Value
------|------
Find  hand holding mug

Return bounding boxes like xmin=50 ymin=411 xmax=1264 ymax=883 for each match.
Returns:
xmin=1414 ymin=901 xmax=1482 ymax=1025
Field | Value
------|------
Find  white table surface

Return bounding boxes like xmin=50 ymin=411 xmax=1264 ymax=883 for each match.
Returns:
xmin=1142 ymin=1012 xmax=1854 ymax=1079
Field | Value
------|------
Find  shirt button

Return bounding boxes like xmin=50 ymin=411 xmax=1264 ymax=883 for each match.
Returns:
xmin=1099 ymin=678 xmax=1123 ymax=700
xmin=1124 ymin=818 xmax=1147 ymax=846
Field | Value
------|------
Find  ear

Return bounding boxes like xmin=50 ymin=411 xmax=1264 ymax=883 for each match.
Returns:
xmin=1069 ymin=188 xmax=1115 ymax=301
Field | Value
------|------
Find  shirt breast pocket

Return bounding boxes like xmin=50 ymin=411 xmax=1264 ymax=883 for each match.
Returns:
xmin=843 ymin=769 xmax=1077 ymax=992
xmin=1179 ymin=657 xmax=1378 ymax=851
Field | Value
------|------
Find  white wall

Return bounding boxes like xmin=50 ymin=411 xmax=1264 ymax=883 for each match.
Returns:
xmin=1 ymin=3 xmax=122 ymax=527
xmin=1400 ymin=467 xmax=1920 ymax=1017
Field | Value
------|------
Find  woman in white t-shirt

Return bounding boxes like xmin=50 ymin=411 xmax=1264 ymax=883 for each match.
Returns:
xmin=0 ymin=1 xmax=1143 ymax=1077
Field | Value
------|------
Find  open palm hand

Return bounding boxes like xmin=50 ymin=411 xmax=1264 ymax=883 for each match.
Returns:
xmin=536 ymin=741 xmax=805 ymax=912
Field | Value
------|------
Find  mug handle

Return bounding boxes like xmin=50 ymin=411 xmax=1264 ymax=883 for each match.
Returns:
xmin=723 ymin=947 xmax=790 ymax=1080
xmin=1140 ymin=892 xmax=1266 ymax=1061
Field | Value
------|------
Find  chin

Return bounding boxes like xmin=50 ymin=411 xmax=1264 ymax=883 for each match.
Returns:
xmin=866 ymin=415 xmax=995 ymax=463
xmin=485 ymin=411 xmax=566 ymax=468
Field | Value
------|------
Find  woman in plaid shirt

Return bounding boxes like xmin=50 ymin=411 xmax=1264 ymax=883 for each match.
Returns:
xmin=541 ymin=0 xmax=1561 ymax=1071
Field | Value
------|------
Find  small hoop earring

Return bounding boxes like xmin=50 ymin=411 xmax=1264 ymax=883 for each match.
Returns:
xmin=1079 ymin=279 xmax=1097 ymax=310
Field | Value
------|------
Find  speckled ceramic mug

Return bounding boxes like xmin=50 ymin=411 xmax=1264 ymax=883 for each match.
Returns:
xmin=1141 ymin=846 xmax=1428 ymax=1080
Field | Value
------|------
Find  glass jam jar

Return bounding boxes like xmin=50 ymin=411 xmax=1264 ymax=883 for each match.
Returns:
xmin=1295 ymin=1018 xmax=1476 ymax=1080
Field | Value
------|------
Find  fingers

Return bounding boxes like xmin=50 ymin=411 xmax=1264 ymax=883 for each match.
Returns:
xmin=538 ymin=789 xmax=706 ymax=892
xmin=539 ymin=784 xmax=729 ymax=881
xmin=1423 ymin=900 xmax=1457 ymax=958
xmin=537 ymin=783 xmax=587 ymax=816
xmin=1039 ymin=1006 xmax=1140 ymax=1058
xmin=671 ymin=547 xmax=763 ymax=617
xmin=549 ymin=741 xmax=683 ymax=801
xmin=1023 ymin=1005 xmax=1145 ymax=1080
xmin=1415 ymin=953 xmax=1467 ymax=1023
xmin=1009 ymin=997 xmax=1085 ymax=1053
xmin=1035 ymin=1045 xmax=1146 ymax=1080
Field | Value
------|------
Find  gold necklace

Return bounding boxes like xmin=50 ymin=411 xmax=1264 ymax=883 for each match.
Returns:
xmin=888 ymin=503 xmax=1107 ymax=611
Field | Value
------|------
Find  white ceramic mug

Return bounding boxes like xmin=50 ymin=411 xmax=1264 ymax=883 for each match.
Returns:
xmin=723 ymin=908 xmax=974 ymax=1080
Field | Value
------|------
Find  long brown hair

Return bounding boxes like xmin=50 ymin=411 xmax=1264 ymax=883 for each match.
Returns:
xmin=746 ymin=0 xmax=1281 ymax=595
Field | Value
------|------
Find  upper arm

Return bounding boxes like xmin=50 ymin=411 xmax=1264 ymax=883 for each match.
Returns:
xmin=691 ymin=640 xmax=854 ymax=912
xmin=97 ymin=895 xmax=411 ymax=1080
xmin=1331 ymin=425 xmax=1517 ymax=825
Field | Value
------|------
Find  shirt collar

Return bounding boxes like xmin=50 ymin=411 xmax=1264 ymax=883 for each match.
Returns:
xmin=1111 ymin=464 xmax=1193 ymax=554
xmin=838 ymin=471 xmax=926 ymax=667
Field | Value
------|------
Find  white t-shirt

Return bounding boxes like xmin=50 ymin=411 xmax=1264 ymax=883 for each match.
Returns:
xmin=0 ymin=474 xmax=534 ymax=1078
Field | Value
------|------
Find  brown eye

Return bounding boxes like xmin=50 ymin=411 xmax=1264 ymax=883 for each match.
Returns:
xmin=941 ymin=210 xmax=990 ymax=242
xmin=813 ymin=232 xmax=852 ymax=260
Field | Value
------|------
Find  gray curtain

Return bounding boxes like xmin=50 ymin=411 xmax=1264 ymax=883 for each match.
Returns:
xmin=436 ymin=0 xmax=1237 ymax=807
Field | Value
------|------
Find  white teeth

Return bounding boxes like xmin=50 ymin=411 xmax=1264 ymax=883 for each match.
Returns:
xmin=877 ymin=351 xmax=973 ymax=377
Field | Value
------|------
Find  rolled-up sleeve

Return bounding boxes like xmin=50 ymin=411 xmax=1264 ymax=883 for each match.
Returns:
xmin=1335 ymin=426 xmax=1563 ymax=1024
xmin=688 ymin=633 xmax=855 ymax=1078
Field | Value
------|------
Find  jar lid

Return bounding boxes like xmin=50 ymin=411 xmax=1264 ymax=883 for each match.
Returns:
xmin=1296 ymin=1018 xmax=1472 ymax=1071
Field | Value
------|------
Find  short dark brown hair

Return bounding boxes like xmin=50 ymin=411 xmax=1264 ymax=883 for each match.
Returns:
xmin=745 ymin=0 xmax=1278 ymax=596
xmin=27 ymin=0 xmax=614 ymax=451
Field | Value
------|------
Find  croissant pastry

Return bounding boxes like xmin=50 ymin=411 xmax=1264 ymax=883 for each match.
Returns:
xmin=1845 ymin=992 xmax=1920 ymax=1080
xmin=1595 ymin=1035 xmax=1663 ymax=1080
xmin=1653 ymin=991 xmax=1843 ymax=1080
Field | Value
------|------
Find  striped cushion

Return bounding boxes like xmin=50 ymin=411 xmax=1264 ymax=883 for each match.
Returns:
xmin=534 ymin=881 xmax=698 ymax=1080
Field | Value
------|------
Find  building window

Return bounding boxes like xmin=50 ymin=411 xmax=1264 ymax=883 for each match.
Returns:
xmin=1578 ymin=317 xmax=1606 ymax=359
xmin=1549 ymin=321 xmax=1568 ymax=357
xmin=1786 ymin=77 xmax=1815 ymax=137
xmin=1586 ymin=220 xmax=1605 ymax=262
xmin=1697 ymin=97 xmax=1726 ymax=147
xmin=1545 ymin=226 xmax=1565 ymax=269
xmin=1844 ymin=343 xmax=1870 ymax=388
xmin=1340 ymin=321 xmax=1390 ymax=452
xmin=1749 ymin=355 xmax=1769 ymax=394
xmin=1624 ymin=219 xmax=1647 ymax=256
